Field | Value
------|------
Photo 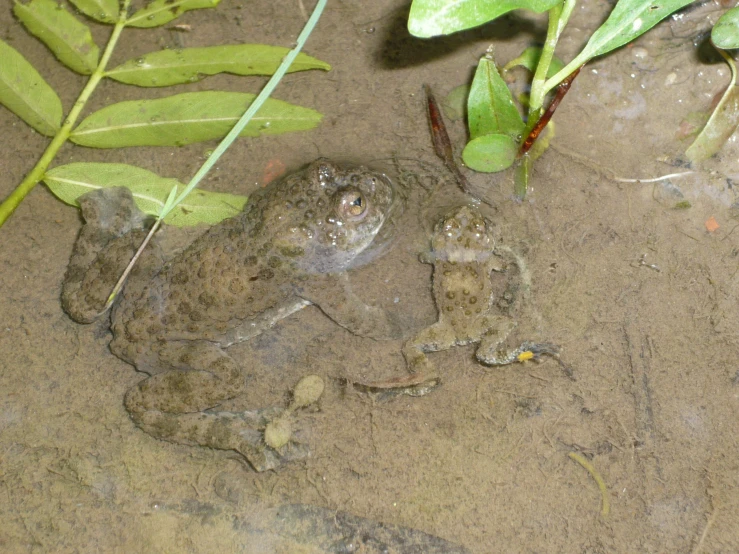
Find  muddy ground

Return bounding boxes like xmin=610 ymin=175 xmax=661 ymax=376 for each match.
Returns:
xmin=1 ymin=0 xmax=738 ymax=552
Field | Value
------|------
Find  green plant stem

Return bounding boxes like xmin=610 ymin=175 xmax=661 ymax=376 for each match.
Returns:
xmin=527 ymin=0 xmax=576 ymax=129
xmin=162 ymin=0 xmax=328 ymax=219
xmin=0 ymin=0 xmax=131 ymax=227
xmin=699 ymin=48 xmax=736 ymax=133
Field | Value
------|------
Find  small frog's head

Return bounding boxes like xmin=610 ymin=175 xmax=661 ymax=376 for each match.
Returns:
xmin=431 ymin=205 xmax=495 ymax=263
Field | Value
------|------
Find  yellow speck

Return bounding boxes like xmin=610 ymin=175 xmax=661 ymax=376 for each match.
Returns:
xmin=517 ymin=350 xmax=534 ymax=362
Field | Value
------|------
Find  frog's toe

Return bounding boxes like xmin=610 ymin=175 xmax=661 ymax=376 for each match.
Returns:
xmin=238 ymin=429 xmax=311 ymax=472
xmin=517 ymin=341 xmax=560 ymax=361
xmin=77 ymin=187 xmax=151 ymax=237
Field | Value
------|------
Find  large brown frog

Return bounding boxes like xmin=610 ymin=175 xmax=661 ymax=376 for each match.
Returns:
xmin=62 ymin=159 xmax=401 ymax=471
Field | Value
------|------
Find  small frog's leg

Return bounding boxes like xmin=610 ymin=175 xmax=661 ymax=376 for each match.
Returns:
xmin=62 ymin=187 xmax=162 ymax=323
xmin=474 ymin=317 xmax=519 ymax=365
xmin=402 ymin=322 xmax=459 ymax=377
xmin=299 ymin=273 xmax=402 ymax=340
xmin=493 ymin=245 xmax=532 ymax=304
xmin=353 ymin=322 xmax=454 ymax=396
xmin=124 ymin=340 xmax=305 ymax=471
xmin=477 ymin=336 xmax=560 ymax=366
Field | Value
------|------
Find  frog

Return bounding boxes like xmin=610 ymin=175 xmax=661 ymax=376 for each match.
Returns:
xmin=359 ymin=205 xmax=558 ymax=396
xmin=62 ymin=158 xmax=402 ymax=471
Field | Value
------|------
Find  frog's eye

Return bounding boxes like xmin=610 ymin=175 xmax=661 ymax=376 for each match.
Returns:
xmin=338 ymin=189 xmax=368 ymax=220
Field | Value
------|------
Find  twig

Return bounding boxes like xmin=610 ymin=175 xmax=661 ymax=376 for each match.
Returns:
xmin=0 ymin=0 xmax=133 ymax=227
xmin=568 ymin=451 xmax=610 ymax=516
xmin=424 ymin=84 xmax=472 ymax=194
xmin=613 ymin=171 xmax=695 ymax=183
xmin=691 ymin=508 xmax=717 ymax=554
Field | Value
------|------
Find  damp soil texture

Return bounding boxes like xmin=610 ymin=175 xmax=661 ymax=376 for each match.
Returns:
xmin=1 ymin=1 xmax=738 ymax=552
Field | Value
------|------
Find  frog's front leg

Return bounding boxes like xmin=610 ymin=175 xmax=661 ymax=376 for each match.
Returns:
xmin=123 ymin=340 xmax=307 ymax=471
xmin=299 ymin=273 xmax=402 ymax=340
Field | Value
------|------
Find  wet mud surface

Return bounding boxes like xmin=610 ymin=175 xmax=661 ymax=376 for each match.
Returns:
xmin=1 ymin=1 xmax=738 ymax=552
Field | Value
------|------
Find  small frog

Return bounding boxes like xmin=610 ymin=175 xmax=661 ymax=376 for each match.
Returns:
xmin=62 ymin=159 xmax=402 ymax=471
xmin=361 ymin=205 xmax=558 ymax=395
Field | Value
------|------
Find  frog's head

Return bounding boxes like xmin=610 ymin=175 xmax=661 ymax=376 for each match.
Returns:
xmin=269 ymin=159 xmax=396 ymax=274
xmin=431 ymin=205 xmax=495 ymax=263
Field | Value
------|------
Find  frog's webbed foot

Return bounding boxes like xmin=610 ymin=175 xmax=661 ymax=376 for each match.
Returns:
xmin=129 ymin=407 xmax=310 ymax=472
xmin=126 ymin=368 xmax=324 ymax=472
xmin=477 ymin=339 xmax=560 ymax=366
xmin=62 ymin=187 xmax=161 ymax=323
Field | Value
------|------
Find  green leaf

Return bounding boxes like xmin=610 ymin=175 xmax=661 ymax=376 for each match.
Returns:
xmin=106 ymin=45 xmax=331 ymax=87
xmin=582 ymin=0 xmax=695 ymax=59
xmin=126 ymin=0 xmax=221 ymax=28
xmin=0 ymin=38 xmax=62 ymax=136
xmin=712 ymin=6 xmax=739 ymax=49
xmin=70 ymin=91 xmax=323 ymax=148
xmin=546 ymin=0 xmax=695 ymax=92
xmin=468 ymin=57 xmax=524 ymax=140
xmin=43 ymin=163 xmax=248 ymax=226
xmin=462 ymin=133 xmax=518 ymax=172
xmin=13 ymin=0 xmax=100 ymax=75
xmin=686 ymin=87 xmax=739 ymax=162
xmin=442 ymin=84 xmax=469 ymax=121
xmin=572 ymin=0 xmax=694 ymax=74
xmin=503 ymin=46 xmax=565 ymax=78
xmin=68 ymin=0 xmax=119 ymax=24
xmin=408 ymin=0 xmax=560 ymax=38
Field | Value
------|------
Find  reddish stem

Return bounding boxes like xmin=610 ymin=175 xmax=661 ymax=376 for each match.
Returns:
xmin=519 ymin=66 xmax=582 ymax=157
xmin=424 ymin=84 xmax=472 ymax=194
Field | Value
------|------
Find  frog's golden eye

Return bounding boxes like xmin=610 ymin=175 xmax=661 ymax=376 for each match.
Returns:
xmin=338 ymin=189 xmax=368 ymax=220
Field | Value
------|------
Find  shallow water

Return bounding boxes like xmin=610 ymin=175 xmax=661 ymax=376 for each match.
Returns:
xmin=1 ymin=1 xmax=738 ymax=552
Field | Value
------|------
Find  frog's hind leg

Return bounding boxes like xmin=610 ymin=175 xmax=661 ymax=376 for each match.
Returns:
xmin=62 ymin=187 xmax=161 ymax=323
xmin=477 ymin=333 xmax=560 ymax=366
xmin=353 ymin=322 xmax=454 ymax=397
xmin=123 ymin=340 xmax=307 ymax=472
